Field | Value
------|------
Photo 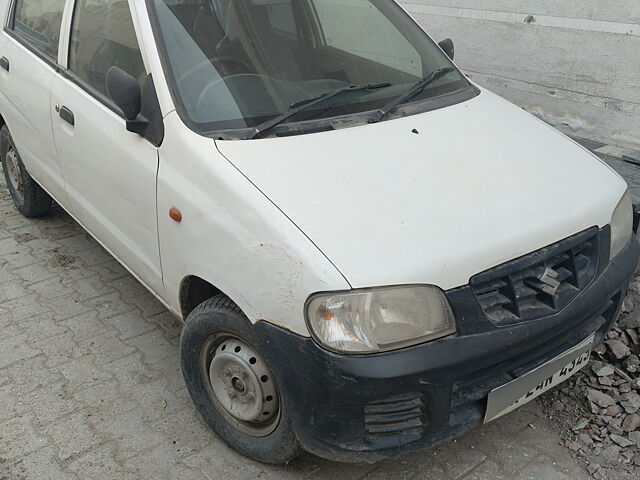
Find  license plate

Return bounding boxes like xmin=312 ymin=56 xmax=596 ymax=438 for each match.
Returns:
xmin=484 ymin=334 xmax=594 ymax=423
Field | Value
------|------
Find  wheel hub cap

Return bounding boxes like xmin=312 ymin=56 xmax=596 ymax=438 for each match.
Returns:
xmin=208 ymin=338 xmax=279 ymax=424
xmin=5 ymin=148 xmax=24 ymax=203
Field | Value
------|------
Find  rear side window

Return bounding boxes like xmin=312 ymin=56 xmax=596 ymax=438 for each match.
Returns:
xmin=69 ymin=0 xmax=146 ymax=97
xmin=12 ymin=0 xmax=66 ymax=59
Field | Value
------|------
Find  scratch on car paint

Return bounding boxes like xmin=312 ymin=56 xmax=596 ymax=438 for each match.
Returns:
xmin=249 ymin=242 xmax=304 ymax=323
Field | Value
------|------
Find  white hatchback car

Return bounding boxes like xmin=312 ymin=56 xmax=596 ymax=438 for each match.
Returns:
xmin=0 ymin=0 xmax=638 ymax=465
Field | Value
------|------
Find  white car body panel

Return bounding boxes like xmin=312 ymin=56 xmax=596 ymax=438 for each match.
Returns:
xmin=217 ymin=89 xmax=627 ymax=291
xmin=157 ymin=113 xmax=351 ymax=334
xmin=50 ymin=77 xmax=165 ymax=296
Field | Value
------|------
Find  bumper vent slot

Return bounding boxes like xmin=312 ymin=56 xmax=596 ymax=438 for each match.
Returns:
xmin=471 ymin=228 xmax=600 ymax=325
xmin=364 ymin=393 xmax=426 ymax=437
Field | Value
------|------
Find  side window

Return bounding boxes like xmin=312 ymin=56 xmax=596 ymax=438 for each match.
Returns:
xmin=69 ymin=0 xmax=146 ymax=98
xmin=12 ymin=0 xmax=66 ymax=59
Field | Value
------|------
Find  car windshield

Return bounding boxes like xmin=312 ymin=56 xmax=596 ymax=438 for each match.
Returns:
xmin=149 ymin=0 xmax=470 ymax=134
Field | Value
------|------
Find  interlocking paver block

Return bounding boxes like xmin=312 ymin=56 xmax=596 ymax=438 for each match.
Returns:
xmin=3 ymin=355 xmax=65 ymax=397
xmin=67 ymin=442 xmax=134 ymax=480
xmin=0 ymin=414 xmax=50 ymax=461
xmin=25 ymin=382 xmax=82 ymax=426
xmin=58 ymin=311 xmax=113 ymax=343
xmin=103 ymin=311 xmax=157 ymax=340
xmin=42 ymin=409 xmax=106 ymax=462
xmin=53 ymin=354 xmax=113 ymax=392
xmin=125 ymin=329 xmax=177 ymax=365
xmin=1 ymin=446 xmax=77 ymax=480
xmin=91 ymin=410 xmax=168 ymax=462
xmin=0 ymin=333 xmax=41 ymax=369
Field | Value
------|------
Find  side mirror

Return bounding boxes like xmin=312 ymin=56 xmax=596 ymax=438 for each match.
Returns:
xmin=107 ymin=66 xmax=142 ymax=121
xmin=106 ymin=66 xmax=165 ymax=146
xmin=438 ymin=38 xmax=455 ymax=60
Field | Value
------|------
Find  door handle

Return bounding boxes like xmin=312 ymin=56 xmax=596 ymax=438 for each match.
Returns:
xmin=0 ymin=57 xmax=9 ymax=72
xmin=59 ymin=106 xmax=75 ymax=126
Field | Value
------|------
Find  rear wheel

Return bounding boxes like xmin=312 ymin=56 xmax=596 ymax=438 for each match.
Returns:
xmin=180 ymin=295 xmax=301 ymax=464
xmin=0 ymin=125 xmax=52 ymax=217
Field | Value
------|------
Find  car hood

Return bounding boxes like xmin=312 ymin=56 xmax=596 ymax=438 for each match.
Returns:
xmin=216 ymin=90 xmax=626 ymax=290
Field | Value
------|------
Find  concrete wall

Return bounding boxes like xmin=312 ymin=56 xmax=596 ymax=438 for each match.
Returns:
xmin=400 ymin=1 xmax=640 ymax=149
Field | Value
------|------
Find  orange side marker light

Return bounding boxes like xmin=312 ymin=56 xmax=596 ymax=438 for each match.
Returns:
xmin=169 ymin=207 xmax=182 ymax=223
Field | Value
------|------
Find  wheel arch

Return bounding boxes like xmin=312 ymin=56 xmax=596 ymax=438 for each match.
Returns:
xmin=179 ymin=275 xmax=225 ymax=319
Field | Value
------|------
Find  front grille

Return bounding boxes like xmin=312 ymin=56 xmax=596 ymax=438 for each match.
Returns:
xmin=470 ymin=228 xmax=600 ymax=325
xmin=364 ymin=393 xmax=427 ymax=438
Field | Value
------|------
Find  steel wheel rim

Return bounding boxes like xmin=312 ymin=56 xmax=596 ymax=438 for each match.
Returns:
xmin=199 ymin=333 xmax=281 ymax=437
xmin=5 ymin=147 xmax=24 ymax=204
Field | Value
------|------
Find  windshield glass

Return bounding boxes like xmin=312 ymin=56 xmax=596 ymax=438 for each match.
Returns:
xmin=150 ymin=0 xmax=470 ymax=133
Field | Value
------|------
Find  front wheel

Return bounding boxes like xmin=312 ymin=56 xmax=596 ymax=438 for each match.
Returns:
xmin=180 ymin=295 xmax=301 ymax=464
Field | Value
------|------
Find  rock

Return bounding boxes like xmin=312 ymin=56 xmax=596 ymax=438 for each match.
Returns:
xmin=592 ymin=363 xmax=615 ymax=377
xmin=610 ymin=434 xmax=634 ymax=447
xmin=623 ymin=355 xmax=640 ymax=373
xmin=601 ymin=445 xmax=621 ymax=462
xmin=606 ymin=405 xmax=623 ymax=416
xmin=587 ymin=389 xmax=615 ymax=408
xmin=619 ymin=391 xmax=640 ymax=414
xmin=607 ymin=423 xmax=624 ymax=436
xmin=567 ymin=440 xmax=582 ymax=452
xmin=620 ymin=297 xmax=635 ymax=313
xmin=573 ymin=418 xmax=590 ymax=431
xmin=619 ymin=383 xmax=632 ymax=393
xmin=587 ymin=463 xmax=601 ymax=475
xmin=618 ymin=308 xmax=640 ymax=329
xmin=606 ymin=339 xmax=631 ymax=359
xmin=632 ymin=378 xmax=640 ymax=391
xmin=551 ymin=400 xmax=564 ymax=412
xmin=629 ymin=431 xmax=640 ymax=447
xmin=594 ymin=343 xmax=607 ymax=356
xmin=622 ymin=413 xmax=640 ymax=432
xmin=598 ymin=376 xmax=614 ymax=386
xmin=614 ymin=367 xmax=634 ymax=382
xmin=621 ymin=297 xmax=635 ymax=314
xmin=579 ymin=433 xmax=594 ymax=446
xmin=634 ymin=452 xmax=640 ymax=466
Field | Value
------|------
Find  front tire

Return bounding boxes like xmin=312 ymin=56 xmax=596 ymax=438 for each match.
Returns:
xmin=180 ymin=295 xmax=301 ymax=464
xmin=0 ymin=125 xmax=52 ymax=217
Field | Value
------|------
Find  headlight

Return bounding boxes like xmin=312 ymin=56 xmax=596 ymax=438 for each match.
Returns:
xmin=610 ymin=189 xmax=633 ymax=259
xmin=306 ymin=285 xmax=456 ymax=354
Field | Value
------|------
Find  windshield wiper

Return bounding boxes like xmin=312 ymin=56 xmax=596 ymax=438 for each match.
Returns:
xmin=369 ymin=67 xmax=455 ymax=124
xmin=250 ymin=82 xmax=391 ymax=139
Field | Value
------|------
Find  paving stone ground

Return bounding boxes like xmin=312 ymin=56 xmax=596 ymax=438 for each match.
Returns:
xmin=1 ymin=149 xmax=635 ymax=479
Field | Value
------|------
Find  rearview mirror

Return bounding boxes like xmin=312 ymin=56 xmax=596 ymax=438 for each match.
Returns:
xmin=106 ymin=66 xmax=142 ymax=121
xmin=106 ymin=67 xmax=165 ymax=147
xmin=438 ymin=38 xmax=455 ymax=60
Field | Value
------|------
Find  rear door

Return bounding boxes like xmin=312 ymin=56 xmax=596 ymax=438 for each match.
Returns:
xmin=50 ymin=0 xmax=164 ymax=295
xmin=0 ymin=0 xmax=68 ymax=201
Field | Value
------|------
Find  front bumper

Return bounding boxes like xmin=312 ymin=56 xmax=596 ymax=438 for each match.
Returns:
xmin=253 ymin=235 xmax=639 ymax=463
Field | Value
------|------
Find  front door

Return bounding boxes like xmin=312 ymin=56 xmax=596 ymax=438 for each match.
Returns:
xmin=51 ymin=0 xmax=163 ymax=295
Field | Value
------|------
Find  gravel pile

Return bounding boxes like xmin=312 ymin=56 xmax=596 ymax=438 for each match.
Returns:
xmin=541 ymin=273 xmax=640 ymax=479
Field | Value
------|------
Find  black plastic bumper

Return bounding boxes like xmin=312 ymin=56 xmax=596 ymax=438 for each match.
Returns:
xmin=253 ymin=236 xmax=639 ymax=463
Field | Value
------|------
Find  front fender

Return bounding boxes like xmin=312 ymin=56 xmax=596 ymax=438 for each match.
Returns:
xmin=157 ymin=113 xmax=350 ymax=335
